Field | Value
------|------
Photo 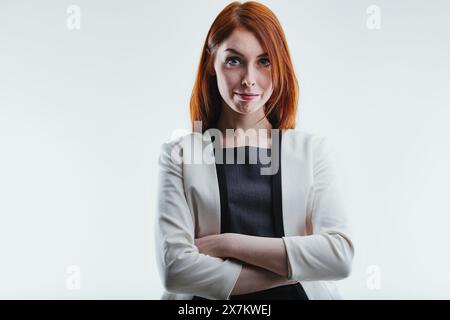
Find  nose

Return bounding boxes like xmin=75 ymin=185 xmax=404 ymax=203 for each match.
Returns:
xmin=241 ymin=79 xmax=255 ymax=87
xmin=241 ymin=66 xmax=256 ymax=87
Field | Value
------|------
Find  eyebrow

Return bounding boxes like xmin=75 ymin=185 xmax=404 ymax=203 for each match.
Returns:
xmin=224 ymin=48 xmax=268 ymax=58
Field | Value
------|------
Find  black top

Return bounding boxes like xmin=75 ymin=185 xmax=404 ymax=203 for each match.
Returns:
xmin=192 ymin=132 xmax=308 ymax=300
xmin=220 ymin=145 xmax=275 ymax=237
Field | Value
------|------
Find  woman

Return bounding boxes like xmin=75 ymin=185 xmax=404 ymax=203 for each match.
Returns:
xmin=155 ymin=1 xmax=354 ymax=300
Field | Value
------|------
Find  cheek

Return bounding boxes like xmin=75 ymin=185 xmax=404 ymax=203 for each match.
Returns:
xmin=218 ymin=77 xmax=241 ymax=102
xmin=216 ymin=70 xmax=239 ymax=101
xmin=258 ymin=71 xmax=273 ymax=91
xmin=256 ymin=73 xmax=273 ymax=101
xmin=220 ymin=69 xmax=241 ymax=90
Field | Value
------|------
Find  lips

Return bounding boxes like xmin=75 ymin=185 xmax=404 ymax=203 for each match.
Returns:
xmin=235 ymin=92 xmax=259 ymax=96
xmin=235 ymin=92 xmax=260 ymax=101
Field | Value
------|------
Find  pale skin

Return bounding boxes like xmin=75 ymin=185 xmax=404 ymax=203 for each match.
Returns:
xmin=194 ymin=27 xmax=297 ymax=295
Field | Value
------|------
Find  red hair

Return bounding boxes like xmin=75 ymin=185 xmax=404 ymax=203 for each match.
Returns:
xmin=190 ymin=1 xmax=299 ymax=133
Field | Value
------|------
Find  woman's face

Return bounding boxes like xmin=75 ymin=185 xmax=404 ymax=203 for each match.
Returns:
xmin=213 ymin=28 xmax=273 ymax=115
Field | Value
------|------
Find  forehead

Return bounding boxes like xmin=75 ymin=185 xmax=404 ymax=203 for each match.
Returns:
xmin=218 ymin=28 xmax=265 ymax=56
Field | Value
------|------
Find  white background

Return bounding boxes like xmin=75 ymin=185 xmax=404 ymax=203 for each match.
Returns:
xmin=1 ymin=0 xmax=449 ymax=299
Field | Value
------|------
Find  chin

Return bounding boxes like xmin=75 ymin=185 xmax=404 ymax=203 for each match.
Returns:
xmin=232 ymin=101 xmax=259 ymax=113
xmin=234 ymin=104 xmax=257 ymax=114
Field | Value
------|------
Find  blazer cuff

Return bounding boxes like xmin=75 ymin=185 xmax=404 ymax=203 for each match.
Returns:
xmin=282 ymin=236 xmax=294 ymax=280
xmin=221 ymin=259 xmax=243 ymax=300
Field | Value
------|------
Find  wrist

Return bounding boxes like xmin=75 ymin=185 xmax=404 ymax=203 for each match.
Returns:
xmin=223 ymin=233 xmax=236 ymax=257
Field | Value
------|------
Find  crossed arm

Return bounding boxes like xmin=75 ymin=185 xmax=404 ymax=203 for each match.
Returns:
xmin=194 ymin=233 xmax=289 ymax=277
xmin=194 ymin=233 xmax=296 ymax=295
xmin=157 ymin=137 xmax=354 ymax=298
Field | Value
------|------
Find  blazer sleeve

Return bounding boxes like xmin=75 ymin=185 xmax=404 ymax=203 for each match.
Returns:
xmin=155 ymin=141 xmax=243 ymax=300
xmin=282 ymin=136 xmax=355 ymax=281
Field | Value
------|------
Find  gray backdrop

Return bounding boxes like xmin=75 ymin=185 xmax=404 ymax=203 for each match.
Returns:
xmin=1 ymin=0 xmax=449 ymax=299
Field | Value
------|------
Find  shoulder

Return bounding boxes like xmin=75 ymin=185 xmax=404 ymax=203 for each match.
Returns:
xmin=157 ymin=132 xmax=189 ymax=173
xmin=159 ymin=131 xmax=198 ymax=154
xmin=282 ymin=129 xmax=336 ymax=178
xmin=158 ymin=131 xmax=207 ymax=168
xmin=282 ymin=128 xmax=328 ymax=154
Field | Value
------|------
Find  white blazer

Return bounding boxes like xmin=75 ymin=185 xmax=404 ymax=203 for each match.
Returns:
xmin=155 ymin=128 xmax=354 ymax=300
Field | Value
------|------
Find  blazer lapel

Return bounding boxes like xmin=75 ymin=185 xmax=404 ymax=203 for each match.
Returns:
xmin=187 ymin=130 xmax=222 ymax=237
xmin=281 ymin=130 xmax=309 ymax=236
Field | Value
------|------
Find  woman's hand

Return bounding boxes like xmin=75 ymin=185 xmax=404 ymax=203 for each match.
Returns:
xmin=194 ymin=233 xmax=234 ymax=258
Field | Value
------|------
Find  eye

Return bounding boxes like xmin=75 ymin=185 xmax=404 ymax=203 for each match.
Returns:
xmin=260 ymin=58 xmax=270 ymax=67
xmin=226 ymin=56 xmax=241 ymax=66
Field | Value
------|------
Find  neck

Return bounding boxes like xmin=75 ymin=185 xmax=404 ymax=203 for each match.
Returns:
xmin=216 ymin=102 xmax=273 ymax=148
xmin=217 ymin=103 xmax=272 ymax=133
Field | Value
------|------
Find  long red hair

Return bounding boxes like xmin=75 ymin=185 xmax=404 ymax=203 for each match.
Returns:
xmin=190 ymin=1 xmax=299 ymax=133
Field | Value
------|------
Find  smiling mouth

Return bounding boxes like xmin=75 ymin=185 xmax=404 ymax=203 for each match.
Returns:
xmin=235 ymin=93 xmax=260 ymax=101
